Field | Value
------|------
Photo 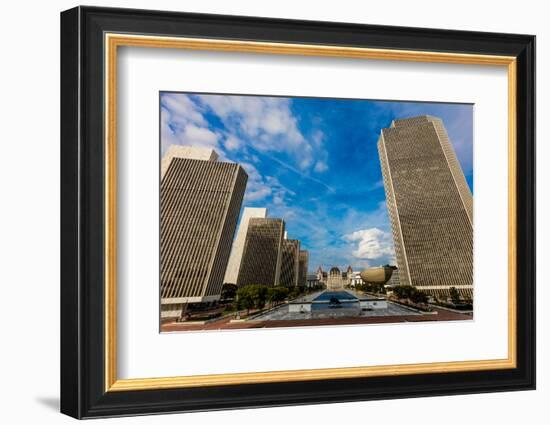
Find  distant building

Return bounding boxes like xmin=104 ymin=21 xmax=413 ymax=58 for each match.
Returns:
xmin=317 ymin=266 xmax=327 ymax=284
xmin=349 ymin=271 xmax=363 ymax=287
xmin=317 ymin=266 xmax=353 ymax=290
xmin=306 ymin=274 xmax=320 ymax=288
xmin=298 ymin=250 xmax=309 ymax=287
xmin=386 ymin=267 xmax=400 ymax=287
xmin=378 ymin=115 xmax=473 ymax=299
xmin=160 ymin=146 xmax=247 ymax=321
xmin=236 ymin=218 xmax=285 ymax=287
xmin=280 ymin=239 xmax=300 ymax=287
xmin=224 ymin=207 xmax=268 ymax=285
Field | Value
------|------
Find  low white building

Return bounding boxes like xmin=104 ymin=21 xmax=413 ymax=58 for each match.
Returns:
xmin=349 ymin=271 xmax=363 ymax=287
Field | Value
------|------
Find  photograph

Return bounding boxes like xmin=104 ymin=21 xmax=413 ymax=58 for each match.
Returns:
xmin=57 ymin=4 xmax=536 ymax=419
xmin=159 ymin=92 xmax=474 ymax=332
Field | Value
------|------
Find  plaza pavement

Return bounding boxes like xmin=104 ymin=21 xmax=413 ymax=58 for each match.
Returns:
xmin=161 ymin=305 xmax=471 ymax=332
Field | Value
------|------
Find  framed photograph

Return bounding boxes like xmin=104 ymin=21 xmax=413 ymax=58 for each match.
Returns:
xmin=60 ymin=6 xmax=535 ymax=419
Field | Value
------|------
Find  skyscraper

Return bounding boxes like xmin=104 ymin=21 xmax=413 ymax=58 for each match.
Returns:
xmin=298 ymin=250 xmax=309 ymax=287
xmin=224 ymin=207 xmax=268 ymax=285
xmin=280 ymin=239 xmax=300 ymax=287
xmin=160 ymin=146 xmax=248 ymax=320
xmin=236 ymin=218 xmax=285 ymax=287
xmin=161 ymin=145 xmax=218 ymax=179
xmin=378 ymin=115 xmax=473 ymax=299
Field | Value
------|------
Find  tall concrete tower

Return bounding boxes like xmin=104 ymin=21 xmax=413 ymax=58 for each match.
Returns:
xmin=378 ymin=115 xmax=473 ymax=300
xmin=236 ymin=218 xmax=285 ymax=287
xmin=223 ymin=207 xmax=268 ymax=285
xmin=298 ymin=250 xmax=309 ymax=287
xmin=280 ymin=239 xmax=300 ymax=287
xmin=160 ymin=146 xmax=248 ymax=320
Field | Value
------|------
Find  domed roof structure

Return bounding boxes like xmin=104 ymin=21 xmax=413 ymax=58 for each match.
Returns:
xmin=329 ymin=267 xmax=341 ymax=275
xmin=360 ymin=266 xmax=394 ymax=284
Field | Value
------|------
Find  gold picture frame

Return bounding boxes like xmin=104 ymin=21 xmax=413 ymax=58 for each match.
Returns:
xmin=104 ymin=34 xmax=517 ymax=392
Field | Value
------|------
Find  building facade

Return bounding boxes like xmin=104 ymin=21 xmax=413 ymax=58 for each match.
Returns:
xmin=236 ymin=218 xmax=285 ymax=287
xmin=378 ymin=115 xmax=473 ymax=299
xmin=348 ymin=271 xmax=363 ymax=287
xmin=298 ymin=250 xmax=309 ymax=287
xmin=160 ymin=147 xmax=248 ymax=320
xmin=386 ymin=267 xmax=400 ymax=287
xmin=316 ymin=266 xmax=353 ymax=290
xmin=306 ymin=274 xmax=320 ymax=288
xmin=280 ymin=239 xmax=300 ymax=287
xmin=161 ymin=145 xmax=219 ymax=179
xmin=223 ymin=207 xmax=268 ymax=285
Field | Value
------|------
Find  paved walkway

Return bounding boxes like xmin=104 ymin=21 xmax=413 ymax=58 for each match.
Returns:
xmin=161 ymin=306 xmax=471 ymax=332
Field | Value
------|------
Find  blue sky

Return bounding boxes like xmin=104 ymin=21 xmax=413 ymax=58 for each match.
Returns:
xmin=161 ymin=92 xmax=473 ymax=272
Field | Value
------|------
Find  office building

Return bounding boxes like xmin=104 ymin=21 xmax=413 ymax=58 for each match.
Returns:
xmin=224 ymin=207 xmax=268 ymax=285
xmin=378 ymin=115 xmax=473 ymax=299
xmin=298 ymin=250 xmax=309 ymax=287
xmin=306 ymin=274 xmax=321 ymax=288
xmin=316 ymin=266 xmax=353 ymax=290
xmin=236 ymin=218 xmax=285 ymax=287
xmin=160 ymin=146 xmax=248 ymax=320
xmin=280 ymin=239 xmax=300 ymax=287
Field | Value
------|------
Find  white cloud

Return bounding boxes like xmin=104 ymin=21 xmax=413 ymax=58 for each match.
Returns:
xmin=267 ymin=154 xmax=334 ymax=193
xmin=161 ymin=93 xmax=207 ymax=127
xmin=312 ymin=130 xmax=324 ymax=147
xmin=224 ymin=135 xmax=242 ymax=151
xmin=272 ymin=194 xmax=285 ymax=205
xmin=263 ymin=109 xmax=290 ymax=134
xmin=343 ymin=228 xmax=395 ymax=260
xmin=245 ymin=186 xmax=272 ymax=202
xmin=160 ymin=94 xmax=220 ymax=154
xmin=240 ymin=161 xmax=262 ymax=181
xmin=161 ymin=93 xmax=331 ymax=187
xmin=241 ymin=162 xmax=272 ymax=202
xmin=353 ymin=259 xmax=372 ymax=269
xmin=197 ymin=95 xmax=324 ymax=171
xmin=180 ymin=124 xmax=218 ymax=148
xmin=160 ymin=108 xmax=180 ymax=152
xmin=314 ymin=160 xmax=328 ymax=173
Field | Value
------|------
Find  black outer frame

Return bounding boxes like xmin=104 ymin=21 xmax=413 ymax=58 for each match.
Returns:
xmin=60 ymin=5 xmax=535 ymax=419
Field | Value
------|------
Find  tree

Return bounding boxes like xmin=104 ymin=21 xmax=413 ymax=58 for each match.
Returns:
xmin=249 ymin=284 xmax=268 ymax=309
xmin=393 ymin=285 xmax=413 ymax=300
xmin=276 ymin=287 xmax=289 ymax=303
xmin=449 ymin=287 xmax=461 ymax=304
xmin=220 ymin=283 xmax=237 ymax=302
xmin=393 ymin=285 xmax=426 ymax=304
xmin=268 ymin=286 xmax=289 ymax=307
xmin=236 ymin=284 xmax=269 ymax=314
xmin=267 ymin=287 xmax=277 ymax=307
xmin=410 ymin=289 xmax=428 ymax=304
xmin=236 ymin=286 xmax=255 ymax=315
xmin=373 ymin=282 xmax=386 ymax=294
xmin=289 ymin=287 xmax=301 ymax=299
xmin=251 ymin=285 xmax=268 ymax=309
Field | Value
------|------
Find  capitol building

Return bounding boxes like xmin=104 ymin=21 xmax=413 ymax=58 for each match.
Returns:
xmin=316 ymin=266 xmax=355 ymax=290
